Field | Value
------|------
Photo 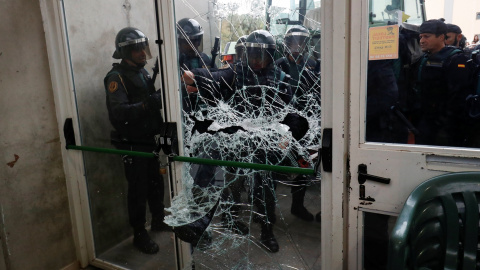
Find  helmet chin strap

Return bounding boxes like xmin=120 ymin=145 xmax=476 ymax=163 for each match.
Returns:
xmin=125 ymin=58 xmax=146 ymax=68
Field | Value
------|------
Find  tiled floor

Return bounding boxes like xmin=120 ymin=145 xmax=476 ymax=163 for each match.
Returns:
xmin=88 ymin=178 xmax=322 ymax=270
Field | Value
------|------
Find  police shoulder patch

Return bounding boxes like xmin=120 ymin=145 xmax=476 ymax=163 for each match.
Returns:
xmin=109 ymin=81 xmax=118 ymax=93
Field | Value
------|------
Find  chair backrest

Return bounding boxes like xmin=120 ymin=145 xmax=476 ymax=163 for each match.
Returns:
xmin=388 ymin=172 xmax=480 ymax=270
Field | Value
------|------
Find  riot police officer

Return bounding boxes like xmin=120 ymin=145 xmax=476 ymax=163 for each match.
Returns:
xmin=177 ymin=18 xmax=215 ymax=70
xmin=182 ymin=30 xmax=293 ymax=253
xmin=413 ymin=19 xmax=471 ymax=146
xmin=177 ymin=18 xmax=221 ymax=209
xmin=445 ymin=23 xmax=464 ymax=49
xmin=177 ymin=18 xmax=217 ymax=113
xmin=104 ymin=27 xmax=167 ymax=254
xmin=275 ymin=25 xmax=320 ymax=222
xmin=276 ymin=26 xmax=318 ymax=94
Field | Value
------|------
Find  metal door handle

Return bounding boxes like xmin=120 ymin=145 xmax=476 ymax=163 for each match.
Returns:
xmin=358 ymin=164 xmax=391 ymax=184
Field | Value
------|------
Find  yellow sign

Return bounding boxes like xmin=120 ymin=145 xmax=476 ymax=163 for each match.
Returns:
xmin=369 ymin=25 xmax=399 ymax=60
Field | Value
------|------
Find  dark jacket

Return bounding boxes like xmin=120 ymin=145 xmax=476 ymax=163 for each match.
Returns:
xmin=179 ymin=52 xmax=216 ymax=113
xmin=104 ymin=61 xmax=162 ymax=145
xmin=190 ymin=62 xmax=293 ymax=113
xmin=275 ymin=56 xmax=321 ymax=112
xmin=414 ymin=46 xmax=471 ymax=146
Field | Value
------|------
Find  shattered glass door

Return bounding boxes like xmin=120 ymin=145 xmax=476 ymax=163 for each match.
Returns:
xmin=167 ymin=0 xmax=323 ymax=268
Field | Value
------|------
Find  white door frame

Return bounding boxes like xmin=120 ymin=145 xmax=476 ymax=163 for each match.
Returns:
xmin=346 ymin=0 xmax=480 ymax=269
xmin=320 ymin=0 xmax=350 ymax=269
xmin=39 ymin=0 xmax=92 ymax=267
xmin=156 ymin=0 xmax=192 ymax=267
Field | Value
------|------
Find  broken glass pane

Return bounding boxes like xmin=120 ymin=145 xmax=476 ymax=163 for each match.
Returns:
xmin=167 ymin=0 xmax=322 ymax=268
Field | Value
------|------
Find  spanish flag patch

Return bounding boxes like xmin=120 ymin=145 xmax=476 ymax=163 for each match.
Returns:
xmin=109 ymin=81 xmax=118 ymax=93
xmin=458 ymin=64 xmax=466 ymax=68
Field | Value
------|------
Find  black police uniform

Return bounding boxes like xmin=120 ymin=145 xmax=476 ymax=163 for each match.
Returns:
xmin=275 ymin=57 xmax=320 ymax=109
xmin=413 ymin=46 xmax=471 ymax=146
xmin=190 ymin=62 xmax=292 ymax=252
xmin=275 ymin=56 xmax=320 ymax=221
xmin=366 ymin=59 xmax=409 ymax=143
xmin=180 ymin=52 xmax=214 ymax=113
xmin=104 ymin=60 xmax=165 ymax=233
xmin=179 ymin=52 xmax=221 ymax=197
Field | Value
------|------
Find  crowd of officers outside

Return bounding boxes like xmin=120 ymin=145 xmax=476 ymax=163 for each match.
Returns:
xmin=102 ymin=15 xmax=480 ymax=257
xmin=367 ymin=19 xmax=480 ymax=148
xmin=179 ymin=19 xmax=321 ymax=254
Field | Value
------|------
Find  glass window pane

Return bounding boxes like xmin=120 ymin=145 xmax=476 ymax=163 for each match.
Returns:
xmin=366 ymin=0 xmax=480 ymax=148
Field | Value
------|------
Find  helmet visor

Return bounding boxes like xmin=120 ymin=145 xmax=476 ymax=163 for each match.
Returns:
xmin=178 ymin=36 xmax=203 ymax=56
xmin=285 ymin=32 xmax=309 ymax=54
xmin=242 ymin=44 xmax=275 ymax=71
xmin=119 ymin=37 xmax=152 ymax=60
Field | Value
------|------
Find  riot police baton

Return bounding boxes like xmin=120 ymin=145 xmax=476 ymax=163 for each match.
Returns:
xmin=151 ymin=56 xmax=159 ymax=85
xmin=210 ymin=36 xmax=220 ymax=68
xmin=391 ymin=105 xmax=419 ymax=135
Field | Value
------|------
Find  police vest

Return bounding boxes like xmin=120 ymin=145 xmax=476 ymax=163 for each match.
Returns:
xmin=104 ymin=63 xmax=160 ymax=142
xmin=416 ymin=47 xmax=463 ymax=115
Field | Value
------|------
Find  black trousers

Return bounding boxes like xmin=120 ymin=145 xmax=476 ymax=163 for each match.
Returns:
xmin=252 ymin=172 xmax=277 ymax=225
xmin=123 ymin=154 xmax=165 ymax=231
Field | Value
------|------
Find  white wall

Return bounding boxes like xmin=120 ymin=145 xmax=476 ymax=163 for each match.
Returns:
xmin=0 ymin=1 xmax=77 ymax=269
xmin=426 ymin=0 xmax=480 ymax=43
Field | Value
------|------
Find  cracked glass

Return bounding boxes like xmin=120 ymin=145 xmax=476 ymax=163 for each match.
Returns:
xmin=168 ymin=0 xmax=322 ymax=268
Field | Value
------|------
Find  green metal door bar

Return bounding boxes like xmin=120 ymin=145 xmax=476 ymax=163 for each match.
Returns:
xmin=66 ymin=145 xmax=315 ymax=175
xmin=172 ymin=155 xmax=315 ymax=175
xmin=67 ymin=145 xmax=156 ymax=158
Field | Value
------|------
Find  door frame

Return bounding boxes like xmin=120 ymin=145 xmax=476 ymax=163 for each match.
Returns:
xmin=346 ymin=0 xmax=480 ymax=268
xmin=39 ymin=0 xmax=92 ymax=267
xmin=320 ymin=0 xmax=350 ymax=269
xmin=155 ymin=0 xmax=191 ymax=268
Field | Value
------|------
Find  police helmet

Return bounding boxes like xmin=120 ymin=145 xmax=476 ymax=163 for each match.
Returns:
xmin=234 ymin=35 xmax=248 ymax=62
xmin=112 ymin=27 xmax=152 ymax=61
xmin=243 ymin=30 xmax=277 ymax=71
xmin=284 ymin=25 xmax=310 ymax=58
xmin=177 ymin=18 xmax=204 ymax=54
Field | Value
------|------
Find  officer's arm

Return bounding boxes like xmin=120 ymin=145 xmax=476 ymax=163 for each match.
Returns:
xmin=446 ymin=55 xmax=471 ymax=111
xmin=105 ymin=75 xmax=147 ymax=122
xmin=183 ymin=68 xmax=234 ymax=99
xmin=182 ymin=71 xmax=196 ymax=88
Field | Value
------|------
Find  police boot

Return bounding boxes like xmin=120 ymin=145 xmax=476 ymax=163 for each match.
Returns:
xmin=260 ymin=223 xmax=279 ymax=253
xmin=291 ymin=186 xmax=314 ymax=222
xmin=133 ymin=229 xmax=159 ymax=254
xmin=151 ymin=216 xmax=171 ymax=232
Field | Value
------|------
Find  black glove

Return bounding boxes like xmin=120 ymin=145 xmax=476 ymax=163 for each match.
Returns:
xmin=145 ymin=91 xmax=163 ymax=123
xmin=145 ymin=91 xmax=162 ymax=112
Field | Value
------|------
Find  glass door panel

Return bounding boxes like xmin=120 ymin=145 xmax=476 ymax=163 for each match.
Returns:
xmin=167 ymin=0 xmax=323 ymax=268
xmin=61 ymin=1 xmax=176 ymax=268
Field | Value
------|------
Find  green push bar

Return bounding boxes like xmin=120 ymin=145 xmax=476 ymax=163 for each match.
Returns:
xmin=66 ymin=145 xmax=315 ymax=175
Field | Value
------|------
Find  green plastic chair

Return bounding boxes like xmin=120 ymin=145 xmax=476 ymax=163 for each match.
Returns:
xmin=388 ymin=172 xmax=480 ymax=270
